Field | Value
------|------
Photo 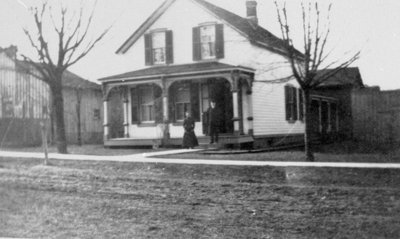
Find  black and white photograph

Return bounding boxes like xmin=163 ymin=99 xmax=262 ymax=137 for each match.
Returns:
xmin=0 ymin=0 xmax=399 ymax=238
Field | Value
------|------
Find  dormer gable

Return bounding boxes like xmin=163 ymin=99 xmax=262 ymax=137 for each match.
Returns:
xmin=116 ymin=0 xmax=302 ymax=58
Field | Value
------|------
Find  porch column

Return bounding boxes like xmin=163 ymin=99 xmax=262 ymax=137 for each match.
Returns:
xmin=162 ymin=78 xmax=170 ymax=143
xmin=163 ymin=93 xmax=168 ymax=121
xmin=123 ymin=98 xmax=129 ymax=138
xmin=103 ymin=100 xmax=109 ymax=140
xmin=231 ymin=71 xmax=241 ymax=135
xmin=247 ymin=89 xmax=254 ymax=135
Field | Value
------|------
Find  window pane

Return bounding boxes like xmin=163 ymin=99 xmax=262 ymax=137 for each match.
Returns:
xmin=201 ymin=84 xmax=209 ymax=98
xmin=153 ymin=48 xmax=165 ymax=64
xmin=176 ymin=84 xmax=190 ymax=102
xmin=175 ymin=83 xmax=191 ymax=121
xmin=140 ymin=87 xmax=154 ymax=121
xmin=141 ymin=105 xmax=154 ymax=122
xmin=176 ymin=103 xmax=185 ymax=121
xmin=152 ymin=32 xmax=165 ymax=48
xmin=141 ymin=87 xmax=153 ymax=105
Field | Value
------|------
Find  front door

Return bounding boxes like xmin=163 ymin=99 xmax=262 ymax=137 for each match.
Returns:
xmin=201 ymin=79 xmax=233 ymax=134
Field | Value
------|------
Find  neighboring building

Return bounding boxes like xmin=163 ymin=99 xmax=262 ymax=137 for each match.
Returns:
xmin=0 ymin=45 xmax=103 ymax=147
xmin=312 ymin=67 xmax=364 ymax=141
xmin=98 ymin=0 xmax=362 ymax=148
xmin=352 ymin=87 xmax=400 ymax=144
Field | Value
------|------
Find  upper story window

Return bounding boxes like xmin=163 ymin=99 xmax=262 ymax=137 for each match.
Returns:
xmin=193 ymin=24 xmax=224 ymax=61
xmin=152 ymin=32 xmax=166 ymax=64
xmin=145 ymin=30 xmax=173 ymax=66
xmin=200 ymin=25 xmax=216 ymax=59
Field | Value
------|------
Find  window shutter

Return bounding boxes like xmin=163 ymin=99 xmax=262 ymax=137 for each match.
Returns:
xmin=298 ymin=89 xmax=304 ymax=121
xmin=154 ymin=85 xmax=163 ymax=123
xmin=292 ymin=87 xmax=298 ymax=121
xmin=192 ymin=27 xmax=201 ymax=61
xmin=168 ymin=85 xmax=176 ymax=122
xmin=190 ymin=82 xmax=200 ymax=121
xmin=144 ymin=33 xmax=153 ymax=66
xmin=131 ymin=87 xmax=139 ymax=123
xmin=215 ymin=24 xmax=224 ymax=59
xmin=284 ymin=85 xmax=290 ymax=121
xmin=165 ymin=30 xmax=173 ymax=64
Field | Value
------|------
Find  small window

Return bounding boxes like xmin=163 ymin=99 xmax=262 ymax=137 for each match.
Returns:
xmin=93 ymin=109 xmax=101 ymax=120
xmin=2 ymin=98 xmax=13 ymax=118
xmin=285 ymin=85 xmax=298 ymax=122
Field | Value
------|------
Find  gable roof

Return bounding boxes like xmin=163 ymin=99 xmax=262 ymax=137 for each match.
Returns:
xmin=1 ymin=45 xmax=100 ymax=90
xmin=316 ymin=67 xmax=364 ymax=88
xmin=98 ymin=62 xmax=254 ymax=82
xmin=0 ymin=45 xmax=18 ymax=59
xmin=15 ymin=60 xmax=100 ymax=90
xmin=116 ymin=0 xmax=302 ymax=57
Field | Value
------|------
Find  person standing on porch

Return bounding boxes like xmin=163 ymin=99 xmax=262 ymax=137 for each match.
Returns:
xmin=206 ymin=100 xmax=221 ymax=144
xmin=182 ymin=111 xmax=199 ymax=149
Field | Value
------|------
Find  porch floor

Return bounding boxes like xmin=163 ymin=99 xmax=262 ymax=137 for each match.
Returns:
xmin=104 ymin=135 xmax=254 ymax=148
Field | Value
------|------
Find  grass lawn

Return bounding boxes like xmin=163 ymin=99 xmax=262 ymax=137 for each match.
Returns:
xmin=0 ymin=156 xmax=400 ymax=238
xmin=0 ymin=144 xmax=165 ymax=156
xmin=159 ymin=141 xmax=400 ymax=163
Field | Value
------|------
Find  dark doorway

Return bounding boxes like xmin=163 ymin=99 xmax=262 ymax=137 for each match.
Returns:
xmin=201 ymin=79 xmax=233 ymax=134
xmin=321 ymin=101 xmax=329 ymax=141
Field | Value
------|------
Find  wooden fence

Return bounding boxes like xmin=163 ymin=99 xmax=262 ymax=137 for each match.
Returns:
xmin=352 ymin=88 xmax=400 ymax=144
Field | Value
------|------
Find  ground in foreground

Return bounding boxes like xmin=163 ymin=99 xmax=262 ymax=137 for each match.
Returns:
xmin=0 ymin=157 xmax=399 ymax=238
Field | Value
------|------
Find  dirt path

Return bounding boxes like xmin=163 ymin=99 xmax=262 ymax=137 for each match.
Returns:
xmin=1 ymin=149 xmax=400 ymax=168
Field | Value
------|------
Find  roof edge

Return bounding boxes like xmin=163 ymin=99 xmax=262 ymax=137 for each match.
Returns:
xmin=116 ymin=0 xmax=176 ymax=54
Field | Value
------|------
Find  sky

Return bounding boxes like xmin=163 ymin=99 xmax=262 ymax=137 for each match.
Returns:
xmin=0 ymin=0 xmax=399 ymax=90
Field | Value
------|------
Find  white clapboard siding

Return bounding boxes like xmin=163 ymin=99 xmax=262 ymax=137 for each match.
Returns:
xmin=252 ymin=80 xmax=304 ymax=136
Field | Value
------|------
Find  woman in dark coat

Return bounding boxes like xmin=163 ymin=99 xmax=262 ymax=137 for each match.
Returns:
xmin=182 ymin=112 xmax=199 ymax=149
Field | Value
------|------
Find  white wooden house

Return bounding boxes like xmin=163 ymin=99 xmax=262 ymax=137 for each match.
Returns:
xmin=99 ymin=0 xmax=361 ymax=148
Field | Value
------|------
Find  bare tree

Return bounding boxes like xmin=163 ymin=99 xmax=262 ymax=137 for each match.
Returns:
xmin=22 ymin=1 xmax=110 ymax=153
xmin=273 ymin=1 xmax=360 ymax=161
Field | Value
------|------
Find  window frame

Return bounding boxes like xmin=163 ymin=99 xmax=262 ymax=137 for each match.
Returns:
xmin=174 ymin=82 xmax=191 ymax=122
xmin=145 ymin=30 xmax=173 ymax=66
xmin=199 ymin=24 xmax=216 ymax=59
xmin=285 ymin=85 xmax=298 ymax=123
xmin=193 ymin=23 xmax=224 ymax=61
xmin=151 ymin=31 xmax=166 ymax=65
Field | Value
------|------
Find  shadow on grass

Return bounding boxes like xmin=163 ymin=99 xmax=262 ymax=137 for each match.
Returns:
xmin=314 ymin=140 xmax=400 ymax=155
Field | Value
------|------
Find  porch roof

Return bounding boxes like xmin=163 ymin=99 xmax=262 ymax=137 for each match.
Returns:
xmin=98 ymin=62 xmax=255 ymax=82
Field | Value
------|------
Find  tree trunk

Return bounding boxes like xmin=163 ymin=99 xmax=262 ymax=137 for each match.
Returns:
xmin=303 ymin=89 xmax=315 ymax=161
xmin=76 ymin=89 xmax=82 ymax=146
xmin=51 ymin=80 xmax=68 ymax=154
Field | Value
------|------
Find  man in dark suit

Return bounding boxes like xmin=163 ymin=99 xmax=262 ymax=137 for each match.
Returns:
xmin=206 ymin=100 xmax=221 ymax=144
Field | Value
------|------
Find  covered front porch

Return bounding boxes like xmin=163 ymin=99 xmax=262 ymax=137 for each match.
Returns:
xmin=99 ymin=62 xmax=255 ymax=148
